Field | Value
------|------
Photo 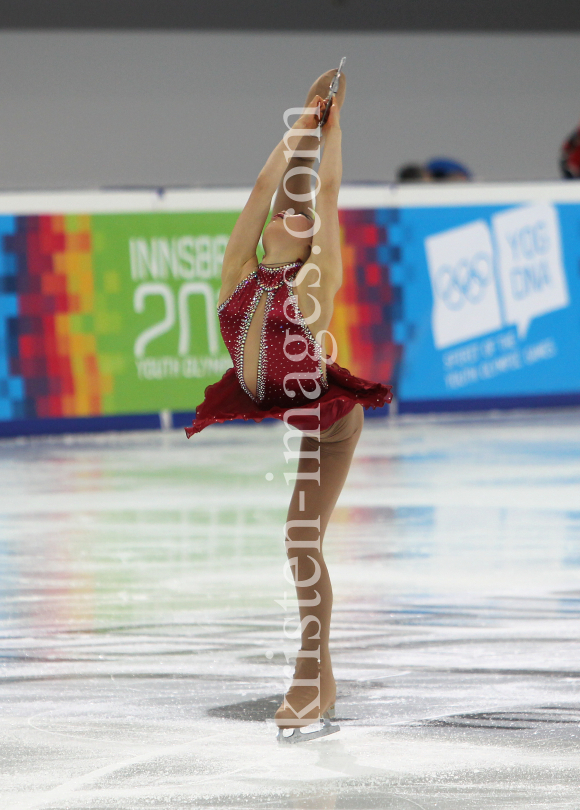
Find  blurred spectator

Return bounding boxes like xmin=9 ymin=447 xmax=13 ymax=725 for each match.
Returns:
xmin=426 ymin=157 xmax=472 ymax=182
xmin=396 ymin=157 xmax=473 ymax=183
xmin=396 ymin=163 xmax=431 ymax=183
xmin=560 ymin=124 xmax=580 ymax=179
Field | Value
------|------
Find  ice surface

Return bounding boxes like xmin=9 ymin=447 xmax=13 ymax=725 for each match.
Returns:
xmin=1 ymin=410 xmax=579 ymax=809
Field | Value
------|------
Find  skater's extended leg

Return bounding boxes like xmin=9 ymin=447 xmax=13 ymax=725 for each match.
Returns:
xmin=271 ymin=69 xmax=346 ymax=218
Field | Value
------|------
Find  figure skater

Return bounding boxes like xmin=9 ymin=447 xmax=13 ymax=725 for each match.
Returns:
xmin=186 ymin=68 xmax=392 ymax=742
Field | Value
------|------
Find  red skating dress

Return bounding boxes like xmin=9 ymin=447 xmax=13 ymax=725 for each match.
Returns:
xmin=185 ymin=260 xmax=392 ymax=437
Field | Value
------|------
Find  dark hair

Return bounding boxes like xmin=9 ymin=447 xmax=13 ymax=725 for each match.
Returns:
xmin=397 ymin=163 xmax=426 ymax=183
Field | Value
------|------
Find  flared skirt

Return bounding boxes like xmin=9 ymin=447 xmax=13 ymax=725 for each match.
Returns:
xmin=185 ymin=361 xmax=393 ymax=437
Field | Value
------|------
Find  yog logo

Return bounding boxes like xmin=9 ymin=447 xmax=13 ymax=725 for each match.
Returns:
xmin=425 ymin=203 xmax=570 ymax=350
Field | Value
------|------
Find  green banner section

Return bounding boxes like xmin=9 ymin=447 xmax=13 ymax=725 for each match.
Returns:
xmin=92 ymin=212 xmax=238 ymax=414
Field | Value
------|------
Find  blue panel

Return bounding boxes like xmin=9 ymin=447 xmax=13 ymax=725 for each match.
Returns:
xmin=394 ymin=201 xmax=580 ymax=405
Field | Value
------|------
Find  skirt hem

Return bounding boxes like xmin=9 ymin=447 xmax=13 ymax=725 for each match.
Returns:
xmin=185 ymin=362 xmax=393 ymax=438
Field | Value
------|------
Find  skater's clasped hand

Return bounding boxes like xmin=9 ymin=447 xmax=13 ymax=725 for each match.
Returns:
xmin=321 ymin=99 xmax=340 ymax=130
xmin=294 ymin=95 xmax=326 ymax=130
xmin=294 ymin=95 xmax=338 ymax=132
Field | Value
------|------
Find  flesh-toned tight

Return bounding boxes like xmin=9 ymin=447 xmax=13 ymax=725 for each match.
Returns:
xmin=281 ymin=403 xmax=364 ymax=717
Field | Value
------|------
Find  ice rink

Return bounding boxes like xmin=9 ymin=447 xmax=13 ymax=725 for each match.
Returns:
xmin=1 ymin=409 xmax=579 ymax=810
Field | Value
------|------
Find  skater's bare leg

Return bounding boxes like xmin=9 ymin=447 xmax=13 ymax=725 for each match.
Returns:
xmin=275 ymin=405 xmax=364 ymax=727
xmin=272 ymin=69 xmax=346 ymax=218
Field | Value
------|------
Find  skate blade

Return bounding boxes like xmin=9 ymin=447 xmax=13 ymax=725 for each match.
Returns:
xmin=277 ymin=717 xmax=340 ymax=745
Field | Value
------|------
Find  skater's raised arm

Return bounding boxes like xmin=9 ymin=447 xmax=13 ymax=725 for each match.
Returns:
xmin=221 ymin=100 xmax=323 ymax=284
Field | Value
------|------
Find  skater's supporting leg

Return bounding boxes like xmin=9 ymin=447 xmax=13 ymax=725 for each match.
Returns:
xmin=276 ymin=405 xmax=364 ymax=726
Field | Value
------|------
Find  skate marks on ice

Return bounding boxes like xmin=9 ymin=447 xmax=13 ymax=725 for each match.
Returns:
xmin=207 ymin=694 xmax=283 ymax=722
xmin=1 ymin=412 xmax=580 ymax=807
xmin=418 ymin=704 xmax=580 ymax=730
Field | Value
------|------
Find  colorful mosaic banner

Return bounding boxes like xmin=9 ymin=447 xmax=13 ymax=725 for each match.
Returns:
xmin=2 ymin=186 xmax=580 ymax=432
xmin=0 ymin=211 xmax=237 ymax=421
xmin=332 ymin=208 xmax=403 ymax=390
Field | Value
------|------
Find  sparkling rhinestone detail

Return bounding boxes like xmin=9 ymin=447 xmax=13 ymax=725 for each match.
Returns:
xmin=218 ymin=257 xmax=329 ymax=408
xmin=256 ymin=290 xmax=275 ymax=401
xmin=258 ymin=259 xmax=303 ymax=273
xmin=257 ymin=260 xmax=302 ymax=291
xmin=285 ymin=284 xmax=328 ymax=392
xmin=217 ymin=273 xmax=254 ymax=313
xmin=234 ymin=287 xmax=263 ymax=403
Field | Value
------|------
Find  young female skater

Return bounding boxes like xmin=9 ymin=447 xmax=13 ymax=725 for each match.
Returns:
xmin=186 ymin=69 xmax=392 ymax=742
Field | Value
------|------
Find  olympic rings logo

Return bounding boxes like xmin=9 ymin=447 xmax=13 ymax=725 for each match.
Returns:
xmin=433 ymin=252 xmax=494 ymax=310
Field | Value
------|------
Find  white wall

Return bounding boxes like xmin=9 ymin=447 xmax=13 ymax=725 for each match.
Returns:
xmin=0 ymin=31 xmax=579 ymax=190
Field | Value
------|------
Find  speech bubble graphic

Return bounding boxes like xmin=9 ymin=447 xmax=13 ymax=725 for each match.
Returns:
xmin=425 ymin=220 xmax=503 ymax=349
xmin=492 ymin=203 xmax=569 ymax=339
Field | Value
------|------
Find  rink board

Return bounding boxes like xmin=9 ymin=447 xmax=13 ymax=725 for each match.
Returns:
xmin=0 ymin=183 xmax=579 ymax=435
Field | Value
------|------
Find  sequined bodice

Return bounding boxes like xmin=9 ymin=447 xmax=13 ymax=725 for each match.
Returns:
xmin=217 ymin=260 xmax=328 ymax=407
